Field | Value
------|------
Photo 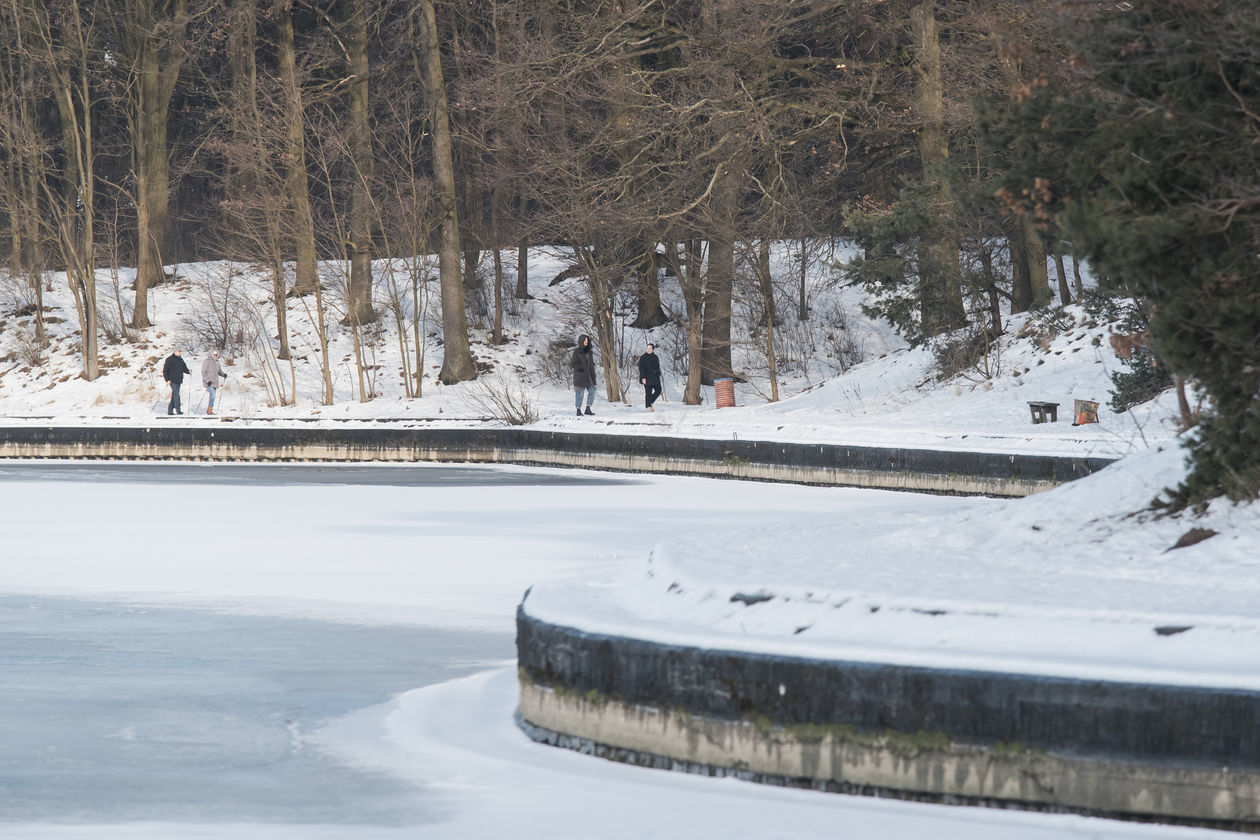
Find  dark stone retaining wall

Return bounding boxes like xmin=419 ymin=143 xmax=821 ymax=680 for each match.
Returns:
xmin=0 ymin=425 xmax=1115 ymax=497
xmin=517 ymin=608 xmax=1260 ymax=828
xmin=517 ymin=608 xmax=1260 ymax=770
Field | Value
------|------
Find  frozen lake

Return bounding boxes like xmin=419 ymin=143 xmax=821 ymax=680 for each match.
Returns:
xmin=0 ymin=462 xmax=1215 ymax=839
xmin=0 ymin=595 xmax=507 ymax=825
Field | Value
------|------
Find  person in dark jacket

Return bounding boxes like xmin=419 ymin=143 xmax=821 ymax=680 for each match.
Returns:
xmin=162 ymin=349 xmax=191 ymax=415
xmin=637 ymin=342 xmax=662 ymax=412
xmin=571 ymin=334 xmax=598 ymax=416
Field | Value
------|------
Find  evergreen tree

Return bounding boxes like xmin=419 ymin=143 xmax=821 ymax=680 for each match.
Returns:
xmin=1000 ymin=0 xmax=1260 ymax=509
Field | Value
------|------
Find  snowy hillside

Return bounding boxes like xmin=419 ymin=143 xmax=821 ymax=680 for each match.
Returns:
xmin=0 ymin=244 xmax=1179 ymax=460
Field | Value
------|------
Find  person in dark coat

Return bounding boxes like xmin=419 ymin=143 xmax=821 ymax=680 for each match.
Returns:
xmin=637 ymin=342 xmax=662 ymax=412
xmin=571 ymin=334 xmax=598 ymax=416
xmin=162 ymin=349 xmax=191 ymax=415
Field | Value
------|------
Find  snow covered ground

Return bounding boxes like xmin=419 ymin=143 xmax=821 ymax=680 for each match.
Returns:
xmin=524 ymin=442 xmax=1260 ymax=692
xmin=0 ymin=245 xmax=1253 ymax=837
xmin=0 ymin=245 xmax=1178 ymax=459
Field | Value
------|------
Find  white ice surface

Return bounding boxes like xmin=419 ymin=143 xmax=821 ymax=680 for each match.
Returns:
xmin=0 ymin=461 xmax=1245 ymax=838
xmin=2 ymin=667 xmax=1226 ymax=839
xmin=524 ymin=444 xmax=1260 ymax=690
xmin=0 ymin=245 xmax=1253 ymax=837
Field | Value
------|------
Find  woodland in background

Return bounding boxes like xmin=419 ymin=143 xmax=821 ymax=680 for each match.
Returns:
xmin=0 ymin=0 xmax=1256 ymax=508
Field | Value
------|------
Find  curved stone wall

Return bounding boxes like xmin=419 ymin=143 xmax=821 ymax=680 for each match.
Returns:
xmin=0 ymin=425 xmax=1114 ymax=497
xmin=516 ymin=607 xmax=1260 ymax=829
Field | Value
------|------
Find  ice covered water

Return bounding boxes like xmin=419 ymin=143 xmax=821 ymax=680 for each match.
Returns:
xmin=0 ymin=595 xmax=509 ymax=824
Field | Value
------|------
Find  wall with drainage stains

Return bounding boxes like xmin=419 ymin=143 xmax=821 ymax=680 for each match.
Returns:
xmin=0 ymin=425 xmax=1114 ymax=497
xmin=516 ymin=607 xmax=1260 ymax=828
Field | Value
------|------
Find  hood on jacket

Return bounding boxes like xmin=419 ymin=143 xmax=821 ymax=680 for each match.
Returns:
xmin=577 ymin=334 xmax=592 ymax=351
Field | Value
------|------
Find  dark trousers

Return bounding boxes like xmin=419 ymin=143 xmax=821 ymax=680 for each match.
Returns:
xmin=643 ymin=378 xmax=662 ymax=408
xmin=168 ymin=381 xmax=183 ymax=414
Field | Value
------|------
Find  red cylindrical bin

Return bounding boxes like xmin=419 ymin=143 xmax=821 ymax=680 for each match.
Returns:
xmin=1073 ymin=398 xmax=1100 ymax=425
xmin=714 ymin=377 xmax=735 ymax=408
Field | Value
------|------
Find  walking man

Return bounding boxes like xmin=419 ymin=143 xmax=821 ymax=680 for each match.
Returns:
xmin=571 ymin=333 xmax=598 ymax=416
xmin=638 ymin=342 xmax=662 ymax=412
xmin=162 ymin=349 xmax=191 ymax=415
xmin=201 ymin=350 xmax=228 ymax=415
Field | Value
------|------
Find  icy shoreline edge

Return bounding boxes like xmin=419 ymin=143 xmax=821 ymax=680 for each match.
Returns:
xmin=0 ymin=425 xmax=1112 ymax=497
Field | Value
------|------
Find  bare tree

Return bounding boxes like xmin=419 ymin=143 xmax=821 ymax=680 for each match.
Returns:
xmin=908 ymin=0 xmax=967 ymax=334
xmin=273 ymin=0 xmax=320 ymax=298
xmin=343 ymin=0 xmax=376 ymax=326
xmin=417 ymin=0 xmax=476 ymax=384
xmin=0 ymin=0 xmax=50 ymax=353
xmin=108 ymin=0 xmax=191 ymax=330
xmin=40 ymin=0 xmax=103 ymax=378
xmin=220 ymin=0 xmax=295 ymax=370
xmin=751 ymin=238 xmax=780 ymax=401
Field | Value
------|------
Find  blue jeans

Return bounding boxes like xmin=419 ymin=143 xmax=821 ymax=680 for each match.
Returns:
xmin=575 ymin=386 xmax=595 ymax=410
xmin=206 ymin=384 xmax=217 ymax=410
xmin=168 ymin=382 xmax=182 ymax=414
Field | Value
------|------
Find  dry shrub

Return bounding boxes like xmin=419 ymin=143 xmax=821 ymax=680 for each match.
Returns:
xmin=463 ymin=369 xmax=539 ymax=425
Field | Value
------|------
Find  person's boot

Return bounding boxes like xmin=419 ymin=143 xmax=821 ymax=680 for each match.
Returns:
xmin=584 ymin=406 xmax=594 ymax=416
xmin=207 ymin=406 xmax=214 ymax=415
xmin=576 ymin=409 xmax=582 ymax=417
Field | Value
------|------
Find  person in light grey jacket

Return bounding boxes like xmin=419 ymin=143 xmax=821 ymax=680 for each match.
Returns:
xmin=201 ymin=351 xmax=228 ymax=415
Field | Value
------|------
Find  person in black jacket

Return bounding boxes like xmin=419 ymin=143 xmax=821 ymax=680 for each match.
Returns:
xmin=162 ymin=349 xmax=191 ymax=415
xmin=571 ymin=334 xmax=598 ymax=416
xmin=637 ymin=342 xmax=662 ymax=412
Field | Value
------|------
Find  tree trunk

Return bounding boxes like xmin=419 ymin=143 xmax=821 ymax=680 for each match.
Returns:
xmin=910 ymin=0 xmax=964 ymax=337
xmin=516 ymin=233 xmax=530 ymax=299
xmin=978 ymin=249 xmax=1003 ymax=335
xmin=419 ymin=0 xmax=476 ymax=384
xmin=701 ymin=169 xmax=736 ymax=385
xmin=271 ymin=258 xmax=291 ymax=361
xmin=49 ymin=0 xmax=99 ymax=380
xmin=345 ymin=0 xmax=376 ymax=325
xmin=1010 ymin=218 xmax=1033 ymax=314
xmin=491 ymin=185 xmax=504 ymax=344
xmin=311 ymin=269 xmax=334 ymax=404
xmin=20 ymin=145 xmax=47 ymax=348
xmin=663 ymin=240 xmax=706 ymax=406
xmin=798 ymin=238 xmax=809 ymax=321
xmin=128 ymin=0 xmax=188 ymax=331
xmin=1052 ymin=247 xmax=1071 ymax=305
xmin=630 ymin=245 xmax=668 ymax=329
xmin=1023 ymin=214 xmax=1051 ymax=308
xmin=275 ymin=0 xmax=319 ymax=297
xmin=229 ymin=0 xmax=290 ymax=363
xmin=757 ymin=239 xmax=779 ymax=402
xmin=679 ymin=240 xmax=705 ymax=405
xmin=585 ymin=260 xmax=622 ymax=403
xmin=463 ymin=245 xmax=481 ymax=294
xmin=4 ymin=3 xmax=51 ymax=351
xmin=1175 ymin=374 xmax=1194 ymax=430
xmin=1010 ymin=214 xmax=1051 ymax=313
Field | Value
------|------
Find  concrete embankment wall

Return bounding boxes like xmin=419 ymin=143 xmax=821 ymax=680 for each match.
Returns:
xmin=0 ymin=425 xmax=1113 ymax=497
xmin=517 ymin=609 xmax=1260 ymax=830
